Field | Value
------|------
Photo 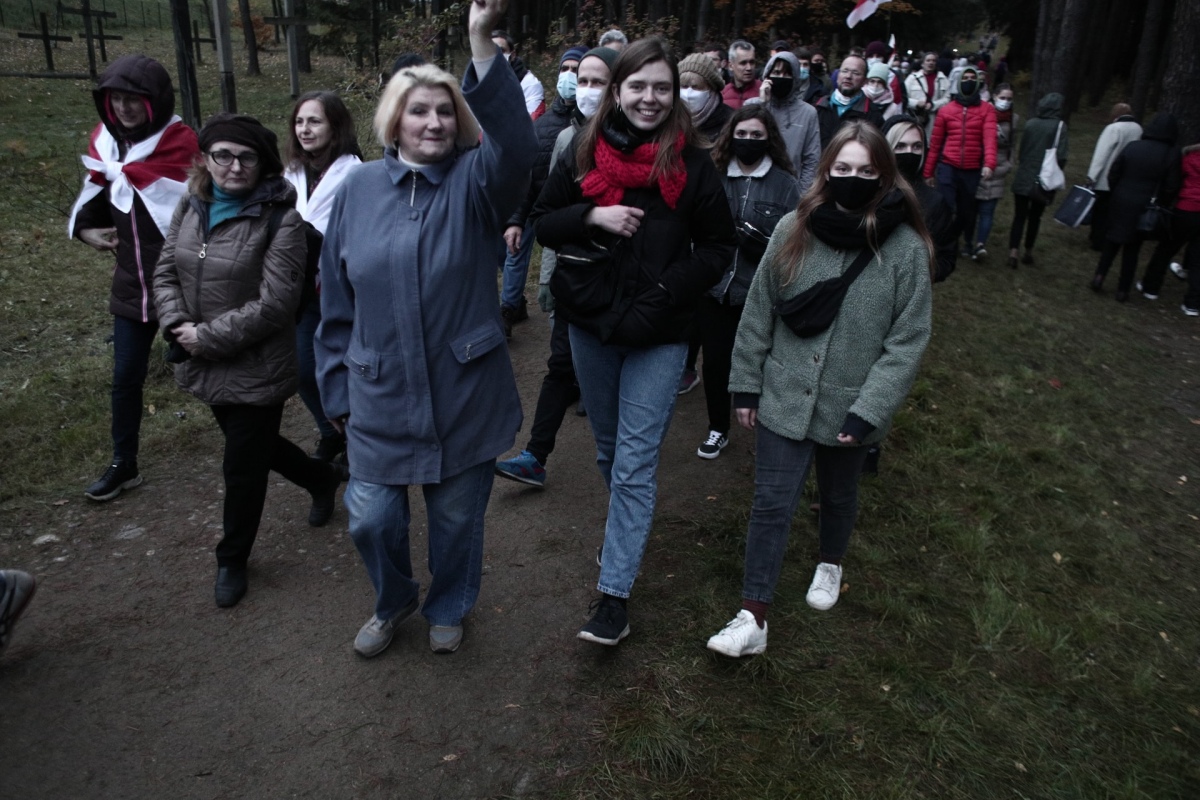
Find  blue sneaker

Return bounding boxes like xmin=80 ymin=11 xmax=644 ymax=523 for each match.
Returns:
xmin=494 ymin=450 xmax=546 ymax=488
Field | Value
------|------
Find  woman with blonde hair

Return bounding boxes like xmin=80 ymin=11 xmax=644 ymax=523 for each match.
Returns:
xmin=315 ymin=0 xmax=536 ymax=657
xmin=706 ymin=121 xmax=934 ymax=657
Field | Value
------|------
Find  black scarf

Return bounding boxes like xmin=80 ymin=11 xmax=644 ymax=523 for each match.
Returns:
xmin=601 ymin=110 xmax=655 ymax=154
xmin=809 ymin=190 xmax=909 ymax=251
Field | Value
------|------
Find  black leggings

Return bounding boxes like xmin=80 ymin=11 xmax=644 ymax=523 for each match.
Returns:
xmin=1009 ymin=193 xmax=1047 ymax=251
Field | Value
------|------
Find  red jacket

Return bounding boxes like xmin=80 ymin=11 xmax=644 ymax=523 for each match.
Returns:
xmin=722 ymin=79 xmax=762 ymax=110
xmin=1177 ymin=147 xmax=1200 ymax=213
xmin=924 ymin=99 xmax=998 ymax=177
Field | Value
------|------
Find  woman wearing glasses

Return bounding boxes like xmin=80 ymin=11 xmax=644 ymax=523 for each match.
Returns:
xmin=153 ymin=113 xmax=345 ymax=609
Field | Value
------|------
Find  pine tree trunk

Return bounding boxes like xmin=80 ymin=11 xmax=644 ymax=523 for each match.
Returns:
xmin=1130 ymin=0 xmax=1168 ymax=120
xmin=237 ymin=0 xmax=259 ymax=77
xmin=1161 ymin=0 xmax=1200 ymax=143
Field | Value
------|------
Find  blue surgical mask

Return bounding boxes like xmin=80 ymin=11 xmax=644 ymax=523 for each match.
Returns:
xmin=798 ymin=66 xmax=810 ymax=80
xmin=556 ymin=70 xmax=577 ymax=101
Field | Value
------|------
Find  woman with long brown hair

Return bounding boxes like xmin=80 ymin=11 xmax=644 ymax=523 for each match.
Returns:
xmin=706 ymin=121 xmax=934 ymax=657
xmin=530 ymin=37 xmax=736 ymax=646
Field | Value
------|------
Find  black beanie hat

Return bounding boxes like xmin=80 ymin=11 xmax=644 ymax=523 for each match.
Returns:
xmin=198 ymin=112 xmax=284 ymax=176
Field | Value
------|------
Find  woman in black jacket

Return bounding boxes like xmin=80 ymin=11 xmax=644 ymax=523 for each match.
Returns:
xmin=695 ymin=105 xmax=799 ymax=461
xmin=883 ymin=115 xmax=957 ymax=282
xmin=530 ymin=38 xmax=736 ymax=646
xmin=1091 ymin=113 xmax=1181 ymax=301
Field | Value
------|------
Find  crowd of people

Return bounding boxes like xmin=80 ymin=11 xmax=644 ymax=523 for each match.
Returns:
xmin=4 ymin=0 xmax=1196 ymax=661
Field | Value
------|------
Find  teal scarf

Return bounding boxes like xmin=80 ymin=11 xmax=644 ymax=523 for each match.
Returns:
xmin=208 ymin=185 xmax=247 ymax=231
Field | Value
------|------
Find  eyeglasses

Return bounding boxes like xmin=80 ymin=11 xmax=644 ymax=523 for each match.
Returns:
xmin=840 ymin=69 xmax=864 ymax=77
xmin=208 ymin=150 xmax=260 ymax=168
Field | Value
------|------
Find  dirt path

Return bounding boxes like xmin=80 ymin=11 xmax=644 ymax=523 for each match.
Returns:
xmin=0 ymin=314 xmax=753 ymax=798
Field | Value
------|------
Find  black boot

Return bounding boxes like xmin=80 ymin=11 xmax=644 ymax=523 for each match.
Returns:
xmin=215 ymin=564 xmax=248 ymax=608
xmin=308 ymin=462 xmax=346 ymax=527
xmin=313 ymin=432 xmax=346 ymax=462
xmin=84 ymin=458 xmax=142 ymax=502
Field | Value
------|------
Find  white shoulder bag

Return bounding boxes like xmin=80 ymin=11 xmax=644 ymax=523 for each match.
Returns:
xmin=1037 ymin=122 xmax=1065 ymax=191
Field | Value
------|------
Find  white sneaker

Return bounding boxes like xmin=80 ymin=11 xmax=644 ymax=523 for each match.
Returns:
xmin=1170 ymin=261 xmax=1187 ymax=280
xmin=806 ymin=563 xmax=843 ymax=611
xmin=1136 ymin=281 xmax=1158 ymax=300
xmin=706 ymin=609 xmax=767 ymax=657
xmin=1183 ymin=304 xmax=1200 ymax=318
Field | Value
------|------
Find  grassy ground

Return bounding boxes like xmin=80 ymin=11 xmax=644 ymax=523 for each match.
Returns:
xmin=2 ymin=29 xmax=1198 ymax=798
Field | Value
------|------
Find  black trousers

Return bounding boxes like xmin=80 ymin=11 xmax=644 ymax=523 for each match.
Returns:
xmin=1141 ymin=210 xmax=1200 ymax=307
xmin=1009 ymin=192 xmax=1048 ymax=251
xmin=525 ymin=314 xmax=580 ymax=466
xmin=1089 ymin=191 xmax=1111 ymax=250
xmin=699 ymin=296 xmax=744 ymax=435
xmin=1095 ymin=239 xmax=1144 ymax=294
xmin=210 ymin=403 xmax=329 ymax=566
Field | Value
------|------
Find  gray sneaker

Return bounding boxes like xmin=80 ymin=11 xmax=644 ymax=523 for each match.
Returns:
xmin=354 ymin=597 xmax=418 ymax=658
xmin=429 ymin=624 xmax=463 ymax=654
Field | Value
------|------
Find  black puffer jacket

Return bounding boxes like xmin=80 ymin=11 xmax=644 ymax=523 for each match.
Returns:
xmin=73 ymin=55 xmax=197 ymax=323
xmin=1106 ymin=113 xmax=1181 ymax=244
xmin=530 ymin=131 xmax=736 ymax=347
xmin=912 ymin=180 xmax=957 ymax=282
xmin=508 ymin=94 xmax=575 ymax=227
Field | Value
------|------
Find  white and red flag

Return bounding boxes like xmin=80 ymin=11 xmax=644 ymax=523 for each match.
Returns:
xmin=846 ymin=0 xmax=892 ymax=28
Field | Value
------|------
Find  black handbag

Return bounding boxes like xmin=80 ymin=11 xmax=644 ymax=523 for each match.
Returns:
xmin=1136 ymin=151 xmax=1175 ymax=240
xmin=775 ymin=248 xmax=875 ymax=338
xmin=550 ymin=237 xmax=625 ymax=317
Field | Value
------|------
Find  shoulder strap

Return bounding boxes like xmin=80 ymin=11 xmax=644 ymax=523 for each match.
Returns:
xmin=842 ymin=247 xmax=876 ymax=285
xmin=1051 ymin=121 xmax=1063 ymax=149
xmin=265 ymin=205 xmax=287 ymax=242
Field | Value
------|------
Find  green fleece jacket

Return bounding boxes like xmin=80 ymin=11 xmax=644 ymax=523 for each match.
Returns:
xmin=729 ymin=212 xmax=933 ymax=446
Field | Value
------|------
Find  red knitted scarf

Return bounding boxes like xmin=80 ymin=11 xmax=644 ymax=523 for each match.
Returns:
xmin=581 ymin=131 xmax=687 ymax=209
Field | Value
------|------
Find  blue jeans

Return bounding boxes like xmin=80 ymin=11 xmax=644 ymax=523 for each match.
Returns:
xmin=295 ymin=296 xmax=336 ymax=439
xmin=742 ymin=424 xmax=869 ymax=604
xmin=499 ymin=226 xmax=535 ymax=310
xmin=974 ymin=197 xmax=999 ymax=247
xmin=112 ymin=315 xmax=159 ymax=461
xmin=344 ymin=460 xmax=495 ymax=627
xmin=568 ymin=324 xmax=686 ymax=599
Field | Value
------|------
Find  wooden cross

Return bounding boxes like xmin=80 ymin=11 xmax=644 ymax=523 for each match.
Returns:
xmin=78 ymin=16 xmax=123 ymax=63
xmin=263 ymin=0 xmax=313 ymax=98
xmin=17 ymin=12 xmax=72 ymax=72
xmin=57 ymin=0 xmax=116 ymax=77
xmin=191 ymin=19 xmax=215 ymax=65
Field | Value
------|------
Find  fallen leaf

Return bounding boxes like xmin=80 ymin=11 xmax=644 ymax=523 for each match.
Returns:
xmin=504 ymin=703 xmax=521 ymax=709
xmin=706 ymin=495 xmax=717 ymax=501
xmin=1160 ymin=631 xmax=1170 ymax=642
xmin=1052 ymin=552 xmax=1063 ymax=564
xmin=1014 ymin=761 xmax=1027 ymax=773
xmin=1048 ymin=379 xmax=1063 ymax=389
xmin=52 ymin=499 xmax=68 ymax=506
xmin=1179 ymin=475 xmax=1188 ymax=483
xmin=147 ymin=404 xmax=156 ymax=415
xmin=442 ymin=754 xmax=458 ymax=762
xmin=881 ymin=684 xmax=891 ymax=692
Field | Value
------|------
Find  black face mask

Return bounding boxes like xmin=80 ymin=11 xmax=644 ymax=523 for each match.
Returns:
xmin=811 ymin=62 xmax=826 ymax=77
xmin=769 ymin=76 xmax=794 ymax=100
xmin=828 ymin=175 xmax=881 ymax=211
xmin=732 ymin=138 xmax=770 ymax=166
xmin=959 ymin=80 xmax=978 ymax=97
xmin=895 ymin=152 xmax=923 ymax=182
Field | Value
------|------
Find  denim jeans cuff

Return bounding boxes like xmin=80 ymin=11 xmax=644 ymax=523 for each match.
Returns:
xmin=596 ymin=583 xmax=631 ymax=600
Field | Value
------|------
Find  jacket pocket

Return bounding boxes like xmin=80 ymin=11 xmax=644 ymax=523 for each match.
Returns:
xmin=345 ymin=341 xmax=379 ymax=380
xmin=449 ymin=321 xmax=505 ymax=364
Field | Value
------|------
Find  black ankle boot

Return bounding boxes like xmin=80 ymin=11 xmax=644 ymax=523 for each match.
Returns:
xmin=215 ymin=565 xmax=248 ymax=607
xmin=308 ymin=463 xmax=344 ymax=527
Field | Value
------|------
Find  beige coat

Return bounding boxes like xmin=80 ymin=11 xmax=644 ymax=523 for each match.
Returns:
xmin=153 ymin=176 xmax=306 ymax=406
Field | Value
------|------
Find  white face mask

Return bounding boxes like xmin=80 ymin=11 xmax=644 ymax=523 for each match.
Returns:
xmin=576 ymin=87 xmax=603 ymax=118
xmin=863 ymin=83 xmax=889 ymax=101
xmin=867 ymin=56 xmax=883 ymax=66
xmin=680 ymin=88 xmax=711 ymax=115
xmin=994 ymin=98 xmax=1012 ymax=111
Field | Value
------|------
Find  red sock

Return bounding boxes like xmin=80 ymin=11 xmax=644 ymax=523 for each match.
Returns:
xmin=742 ymin=599 xmax=769 ymax=627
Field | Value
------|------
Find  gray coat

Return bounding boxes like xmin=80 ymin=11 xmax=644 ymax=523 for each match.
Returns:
xmin=754 ymin=52 xmax=822 ymax=194
xmin=976 ymin=111 xmax=1018 ymax=201
xmin=729 ymin=213 xmax=932 ymax=446
xmin=153 ymin=177 xmax=306 ymax=407
xmin=315 ymin=58 xmax=537 ymax=485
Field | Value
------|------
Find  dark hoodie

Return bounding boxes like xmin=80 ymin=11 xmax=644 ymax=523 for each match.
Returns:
xmin=1105 ymin=112 xmax=1181 ymax=243
xmin=1012 ymin=92 xmax=1067 ymax=197
xmin=73 ymin=55 xmax=198 ymax=323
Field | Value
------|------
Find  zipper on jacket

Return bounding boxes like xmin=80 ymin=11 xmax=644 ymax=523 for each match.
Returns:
xmin=410 ymin=173 xmax=417 ymax=205
xmin=193 ymin=218 xmax=211 ymax=319
xmin=960 ymin=105 xmax=968 ymax=169
xmin=129 ymin=206 xmax=151 ymax=323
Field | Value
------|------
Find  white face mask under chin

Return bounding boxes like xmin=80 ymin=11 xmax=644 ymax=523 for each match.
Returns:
xmin=576 ymin=87 xmax=603 ymax=118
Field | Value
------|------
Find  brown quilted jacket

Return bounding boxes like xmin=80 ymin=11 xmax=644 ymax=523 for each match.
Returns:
xmin=152 ymin=176 xmax=306 ymax=406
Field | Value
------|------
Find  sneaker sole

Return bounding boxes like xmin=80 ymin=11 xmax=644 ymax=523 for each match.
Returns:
xmin=577 ymin=624 xmax=630 ymax=646
xmin=677 ymin=380 xmax=700 ymax=395
xmin=706 ymin=639 xmax=766 ymax=657
xmin=494 ymin=469 xmax=545 ymax=488
xmin=696 ymin=442 xmax=727 ymax=459
xmin=806 ymin=595 xmax=838 ymax=611
xmin=430 ymin=628 xmax=463 ymax=654
xmin=354 ymin=599 xmax=419 ymax=657
xmin=84 ymin=474 xmax=143 ymax=502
